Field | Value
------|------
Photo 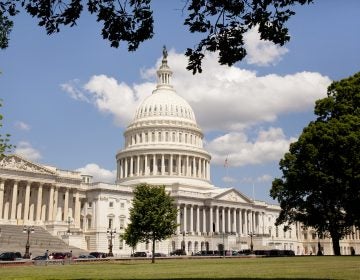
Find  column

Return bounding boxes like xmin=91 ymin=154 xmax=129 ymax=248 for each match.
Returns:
xmin=196 ymin=206 xmax=200 ymax=234
xmin=64 ymin=188 xmax=69 ymax=220
xmin=0 ymin=179 xmax=5 ymax=219
xmin=130 ymin=156 xmax=134 ymax=177
xmin=183 ymin=205 xmax=187 ymax=233
xmin=137 ymin=156 xmax=140 ymax=176
xmin=221 ymin=208 xmax=225 ymax=233
xmin=177 ymin=205 xmax=180 ymax=234
xmin=170 ymin=154 xmax=173 ymax=175
xmin=209 ymin=206 xmax=213 ymax=233
xmin=36 ymin=184 xmax=43 ymax=222
xmin=227 ymin=208 xmax=231 ymax=233
xmin=239 ymin=209 xmax=242 ymax=235
xmin=215 ymin=206 xmax=219 ymax=233
xmin=177 ymin=155 xmax=181 ymax=175
xmin=124 ymin=158 xmax=128 ymax=178
xmin=74 ymin=191 xmax=80 ymax=227
xmin=10 ymin=180 xmax=18 ymax=220
xmin=233 ymin=208 xmax=237 ymax=233
xmin=52 ymin=187 xmax=58 ymax=221
xmin=202 ymin=207 xmax=206 ymax=234
xmin=119 ymin=160 xmax=123 ymax=179
xmin=48 ymin=185 xmax=54 ymax=221
xmin=244 ymin=210 xmax=248 ymax=234
xmin=189 ymin=204 xmax=194 ymax=233
xmin=24 ymin=181 xmax=31 ymax=222
xmin=193 ymin=157 xmax=196 ymax=177
xmin=153 ymin=154 xmax=157 ymax=175
xmin=202 ymin=159 xmax=205 ymax=179
xmin=186 ymin=156 xmax=189 ymax=176
xmin=161 ymin=154 xmax=165 ymax=175
xmin=144 ymin=155 xmax=149 ymax=175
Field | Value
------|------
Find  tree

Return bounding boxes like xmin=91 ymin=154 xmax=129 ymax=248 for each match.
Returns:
xmin=0 ymin=0 xmax=314 ymax=73
xmin=123 ymin=183 xmax=178 ymax=263
xmin=0 ymin=100 xmax=14 ymax=157
xmin=270 ymin=72 xmax=360 ymax=256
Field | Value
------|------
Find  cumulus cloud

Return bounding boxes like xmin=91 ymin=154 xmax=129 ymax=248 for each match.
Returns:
xmin=243 ymin=26 xmax=289 ymax=66
xmin=15 ymin=121 xmax=31 ymax=131
xmin=15 ymin=141 xmax=42 ymax=161
xmin=144 ymin=51 xmax=331 ymax=131
xmin=62 ymin=50 xmax=331 ymax=132
xmin=206 ymin=127 xmax=296 ymax=167
xmin=76 ymin=163 xmax=116 ymax=183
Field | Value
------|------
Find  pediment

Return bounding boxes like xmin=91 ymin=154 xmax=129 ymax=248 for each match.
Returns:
xmin=0 ymin=155 xmax=55 ymax=175
xmin=214 ymin=189 xmax=252 ymax=204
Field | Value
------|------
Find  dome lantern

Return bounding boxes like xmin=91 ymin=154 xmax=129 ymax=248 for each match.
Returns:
xmin=156 ymin=46 xmax=173 ymax=89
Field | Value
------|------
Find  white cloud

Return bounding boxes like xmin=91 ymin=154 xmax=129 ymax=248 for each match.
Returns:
xmin=244 ymin=26 xmax=289 ymax=66
xmin=76 ymin=163 xmax=116 ymax=183
xmin=256 ymin=174 xmax=273 ymax=183
xmin=206 ymin=127 xmax=296 ymax=167
xmin=15 ymin=141 xmax=42 ymax=161
xmin=61 ymin=79 xmax=90 ymax=103
xmin=15 ymin=121 xmax=31 ymax=131
xmin=62 ymin=50 xmax=331 ymax=132
xmin=222 ymin=176 xmax=237 ymax=183
xmin=145 ymin=51 xmax=331 ymax=131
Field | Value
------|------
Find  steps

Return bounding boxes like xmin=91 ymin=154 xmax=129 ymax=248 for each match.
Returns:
xmin=0 ymin=225 xmax=87 ymax=258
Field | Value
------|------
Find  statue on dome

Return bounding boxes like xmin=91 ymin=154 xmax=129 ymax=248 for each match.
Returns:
xmin=163 ymin=45 xmax=168 ymax=59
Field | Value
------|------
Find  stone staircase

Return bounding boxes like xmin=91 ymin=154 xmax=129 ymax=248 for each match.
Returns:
xmin=0 ymin=225 xmax=87 ymax=258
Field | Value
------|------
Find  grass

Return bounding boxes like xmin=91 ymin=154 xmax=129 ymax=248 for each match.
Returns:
xmin=0 ymin=256 xmax=359 ymax=279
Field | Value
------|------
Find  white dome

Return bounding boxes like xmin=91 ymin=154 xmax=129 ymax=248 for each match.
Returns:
xmin=134 ymin=88 xmax=196 ymax=124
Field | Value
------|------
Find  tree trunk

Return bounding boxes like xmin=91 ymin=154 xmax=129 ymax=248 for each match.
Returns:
xmin=330 ymin=232 xmax=341 ymax=256
xmin=151 ymin=237 xmax=155 ymax=263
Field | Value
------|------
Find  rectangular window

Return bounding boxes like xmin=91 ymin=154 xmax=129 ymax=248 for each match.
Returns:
xmin=120 ymin=203 xmax=125 ymax=209
xmin=120 ymin=218 xmax=125 ymax=229
xmin=108 ymin=219 xmax=113 ymax=229
xmin=119 ymin=236 xmax=124 ymax=250
xmin=109 ymin=201 xmax=114 ymax=208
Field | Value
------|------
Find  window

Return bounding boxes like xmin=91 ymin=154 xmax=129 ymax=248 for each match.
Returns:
xmin=87 ymin=218 xmax=92 ymax=229
xmin=120 ymin=218 xmax=125 ymax=229
xmin=120 ymin=203 xmax=125 ymax=209
xmin=88 ymin=202 xmax=92 ymax=208
xmin=109 ymin=201 xmax=114 ymax=208
xmin=108 ymin=218 xmax=113 ymax=229
xmin=275 ymin=226 xmax=279 ymax=238
xmin=119 ymin=236 xmax=124 ymax=250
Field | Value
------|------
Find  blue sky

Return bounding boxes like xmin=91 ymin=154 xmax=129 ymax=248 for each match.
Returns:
xmin=1 ymin=1 xmax=359 ymax=203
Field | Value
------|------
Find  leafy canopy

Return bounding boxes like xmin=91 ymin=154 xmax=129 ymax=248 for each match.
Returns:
xmin=270 ymin=72 xmax=360 ymax=255
xmin=124 ymin=183 xmax=178 ymax=262
xmin=0 ymin=0 xmax=313 ymax=73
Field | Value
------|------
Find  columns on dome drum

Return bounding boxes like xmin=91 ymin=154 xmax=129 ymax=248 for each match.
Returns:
xmin=116 ymin=153 xmax=211 ymax=181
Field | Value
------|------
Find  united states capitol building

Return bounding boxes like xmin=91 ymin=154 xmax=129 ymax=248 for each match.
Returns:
xmin=0 ymin=51 xmax=359 ymax=256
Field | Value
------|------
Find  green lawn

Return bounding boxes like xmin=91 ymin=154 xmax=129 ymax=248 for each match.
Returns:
xmin=1 ymin=256 xmax=359 ymax=279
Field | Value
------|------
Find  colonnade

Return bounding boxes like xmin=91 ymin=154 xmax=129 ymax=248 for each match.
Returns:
xmin=176 ymin=204 xmax=266 ymax=236
xmin=0 ymin=178 xmax=81 ymax=227
xmin=117 ymin=153 xmax=210 ymax=180
xmin=125 ymin=129 xmax=202 ymax=148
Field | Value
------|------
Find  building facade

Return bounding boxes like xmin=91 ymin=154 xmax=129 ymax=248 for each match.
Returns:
xmin=0 ymin=50 xmax=359 ymax=256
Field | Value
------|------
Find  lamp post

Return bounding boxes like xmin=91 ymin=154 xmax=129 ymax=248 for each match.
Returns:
xmin=23 ymin=226 xmax=34 ymax=259
xmin=107 ymin=228 xmax=116 ymax=257
xmin=249 ymin=232 xmax=255 ymax=254
xmin=66 ymin=217 xmax=73 ymax=248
